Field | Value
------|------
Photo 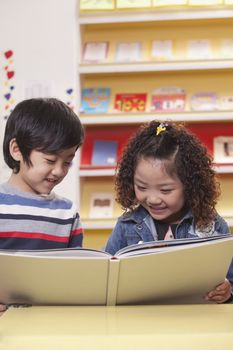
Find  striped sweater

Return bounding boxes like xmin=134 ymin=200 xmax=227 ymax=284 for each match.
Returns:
xmin=0 ymin=183 xmax=83 ymax=250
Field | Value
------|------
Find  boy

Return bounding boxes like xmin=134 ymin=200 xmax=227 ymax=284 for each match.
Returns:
xmin=0 ymin=97 xmax=84 ymax=250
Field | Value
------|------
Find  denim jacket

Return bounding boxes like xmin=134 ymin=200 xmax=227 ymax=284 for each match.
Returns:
xmin=105 ymin=205 xmax=233 ymax=292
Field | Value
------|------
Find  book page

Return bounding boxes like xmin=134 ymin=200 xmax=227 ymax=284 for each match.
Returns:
xmin=115 ymin=236 xmax=233 ymax=305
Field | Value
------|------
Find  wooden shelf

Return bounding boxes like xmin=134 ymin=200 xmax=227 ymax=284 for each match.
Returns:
xmin=79 ymin=59 xmax=233 ymax=74
xmin=80 ymin=111 xmax=233 ymax=125
xmin=79 ymin=8 xmax=233 ymax=25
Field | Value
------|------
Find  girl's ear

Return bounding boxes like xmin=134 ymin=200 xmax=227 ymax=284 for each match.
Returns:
xmin=9 ymin=138 xmax=23 ymax=162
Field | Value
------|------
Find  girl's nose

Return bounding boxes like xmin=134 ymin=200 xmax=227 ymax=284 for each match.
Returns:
xmin=147 ymin=194 xmax=162 ymax=205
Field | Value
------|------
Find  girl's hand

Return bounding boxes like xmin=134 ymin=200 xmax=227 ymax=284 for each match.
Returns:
xmin=205 ymin=278 xmax=232 ymax=303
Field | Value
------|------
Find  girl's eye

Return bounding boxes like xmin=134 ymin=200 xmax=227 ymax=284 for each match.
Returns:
xmin=136 ymin=185 xmax=146 ymax=191
xmin=161 ymin=189 xmax=172 ymax=194
xmin=64 ymin=161 xmax=72 ymax=167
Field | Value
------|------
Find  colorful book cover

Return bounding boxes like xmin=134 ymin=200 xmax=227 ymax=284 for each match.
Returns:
xmin=190 ymin=92 xmax=218 ymax=111
xmin=80 ymin=88 xmax=111 ymax=114
xmin=150 ymin=87 xmax=186 ymax=112
xmin=91 ymin=140 xmax=118 ymax=166
xmin=114 ymin=93 xmax=147 ymax=112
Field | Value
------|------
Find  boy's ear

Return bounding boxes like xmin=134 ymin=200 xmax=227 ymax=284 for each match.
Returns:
xmin=9 ymin=138 xmax=23 ymax=161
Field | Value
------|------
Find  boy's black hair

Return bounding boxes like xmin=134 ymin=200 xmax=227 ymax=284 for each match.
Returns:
xmin=116 ymin=120 xmax=220 ymax=230
xmin=3 ymin=98 xmax=84 ymax=173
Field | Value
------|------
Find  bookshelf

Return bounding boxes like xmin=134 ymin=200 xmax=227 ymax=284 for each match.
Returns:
xmin=78 ymin=4 xmax=233 ymax=248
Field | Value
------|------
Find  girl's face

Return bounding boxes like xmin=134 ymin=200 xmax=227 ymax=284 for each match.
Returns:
xmin=134 ymin=157 xmax=185 ymax=224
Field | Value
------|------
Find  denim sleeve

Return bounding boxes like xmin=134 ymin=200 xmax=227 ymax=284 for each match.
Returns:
xmin=215 ymin=215 xmax=230 ymax=234
xmin=105 ymin=219 xmax=128 ymax=256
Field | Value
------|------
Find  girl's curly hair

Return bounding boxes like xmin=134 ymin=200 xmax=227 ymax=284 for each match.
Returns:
xmin=115 ymin=120 xmax=220 ymax=230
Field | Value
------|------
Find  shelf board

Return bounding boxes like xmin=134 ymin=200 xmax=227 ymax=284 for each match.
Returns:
xmin=79 ymin=59 xmax=233 ymax=74
xmin=82 ymin=217 xmax=233 ymax=230
xmin=80 ymin=110 xmax=233 ymax=125
xmin=79 ymin=168 xmax=116 ymax=177
xmin=213 ymin=165 xmax=233 ymax=173
xmin=79 ymin=8 xmax=233 ymax=24
xmin=79 ymin=164 xmax=233 ymax=178
xmin=82 ymin=219 xmax=117 ymax=230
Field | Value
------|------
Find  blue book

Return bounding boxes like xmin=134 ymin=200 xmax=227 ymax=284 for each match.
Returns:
xmin=80 ymin=87 xmax=110 ymax=114
xmin=91 ymin=140 xmax=118 ymax=166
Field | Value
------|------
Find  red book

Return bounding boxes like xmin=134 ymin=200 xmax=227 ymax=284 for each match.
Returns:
xmin=114 ymin=93 xmax=147 ymax=112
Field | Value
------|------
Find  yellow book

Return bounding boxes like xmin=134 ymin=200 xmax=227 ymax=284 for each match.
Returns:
xmin=116 ymin=0 xmax=151 ymax=9
xmin=153 ymin=0 xmax=188 ymax=6
xmin=0 ymin=235 xmax=233 ymax=306
xmin=80 ymin=0 xmax=115 ymax=11
xmin=188 ymin=0 xmax=223 ymax=5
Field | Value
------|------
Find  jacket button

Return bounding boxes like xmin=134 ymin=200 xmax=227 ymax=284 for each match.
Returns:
xmin=136 ymin=224 xmax=142 ymax=230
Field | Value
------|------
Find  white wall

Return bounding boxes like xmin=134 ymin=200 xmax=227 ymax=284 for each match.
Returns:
xmin=0 ymin=0 xmax=80 ymax=204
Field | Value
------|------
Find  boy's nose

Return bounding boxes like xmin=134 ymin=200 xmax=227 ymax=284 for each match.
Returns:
xmin=51 ymin=165 xmax=66 ymax=177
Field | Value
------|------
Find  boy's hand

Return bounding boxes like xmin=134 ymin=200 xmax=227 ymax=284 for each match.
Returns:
xmin=0 ymin=303 xmax=7 ymax=315
xmin=205 ymin=279 xmax=232 ymax=303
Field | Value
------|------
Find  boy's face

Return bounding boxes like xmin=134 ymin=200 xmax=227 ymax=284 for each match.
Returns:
xmin=134 ymin=157 xmax=185 ymax=224
xmin=11 ymin=146 xmax=77 ymax=195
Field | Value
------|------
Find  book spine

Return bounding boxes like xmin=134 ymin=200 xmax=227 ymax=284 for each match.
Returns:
xmin=106 ymin=259 xmax=120 ymax=306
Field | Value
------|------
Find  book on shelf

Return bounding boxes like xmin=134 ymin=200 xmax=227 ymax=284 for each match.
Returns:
xmin=213 ymin=136 xmax=233 ymax=164
xmin=116 ymin=0 xmax=152 ymax=8
xmin=186 ymin=39 xmax=212 ymax=60
xmin=150 ymin=87 xmax=186 ymax=112
xmin=217 ymin=95 xmax=233 ymax=110
xmin=114 ymin=93 xmax=147 ymax=112
xmin=91 ymin=140 xmax=118 ymax=166
xmin=188 ymin=0 xmax=223 ymax=5
xmin=80 ymin=88 xmax=111 ymax=114
xmin=190 ymin=92 xmax=218 ymax=111
xmin=0 ymin=235 xmax=233 ymax=306
xmin=153 ymin=0 xmax=188 ymax=6
xmin=89 ymin=192 xmax=114 ymax=219
xmin=220 ymin=39 xmax=233 ymax=58
xmin=115 ymin=42 xmax=142 ymax=62
xmin=82 ymin=42 xmax=109 ymax=63
xmin=151 ymin=40 xmax=174 ymax=61
xmin=80 ymin=0 xmax=115 ymax=10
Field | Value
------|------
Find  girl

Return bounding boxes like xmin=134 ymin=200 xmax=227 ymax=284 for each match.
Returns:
xmin=105 ymin=120 xmax=233 ymax=303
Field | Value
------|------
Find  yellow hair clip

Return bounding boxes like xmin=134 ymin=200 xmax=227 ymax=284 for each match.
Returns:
xmin=156 ymin=123 xmax=167 ymax=136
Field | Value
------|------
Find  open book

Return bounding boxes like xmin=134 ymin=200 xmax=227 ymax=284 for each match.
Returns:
xmin=1 ymin=235 xmax=233 ymax=306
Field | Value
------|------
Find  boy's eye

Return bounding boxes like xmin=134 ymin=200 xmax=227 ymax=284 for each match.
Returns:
xmin=46 ymin=159 xmax=56 ymax=164
xmin=64 ymin=161 xmax=72 ymax=167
